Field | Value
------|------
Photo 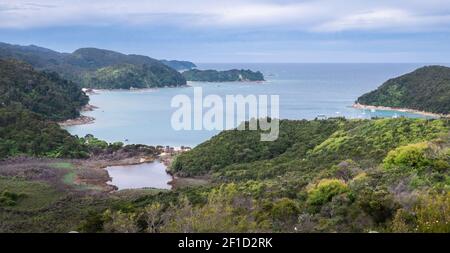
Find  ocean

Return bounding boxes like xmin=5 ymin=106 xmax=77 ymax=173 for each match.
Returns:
xmin=65 ymin=63 xmax=435 ymax=147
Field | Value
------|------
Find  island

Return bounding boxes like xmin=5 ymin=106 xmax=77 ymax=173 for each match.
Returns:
xmin=0 ymin=42 xmax=187 ymax=89
xmin=355 ymin=65 xmax=450 ymax=116
xmin=182 ymin=69 xmax=265 ymax=82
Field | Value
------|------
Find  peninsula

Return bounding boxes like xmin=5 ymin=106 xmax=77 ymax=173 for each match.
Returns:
xmin=356 ymin=65 xmax=450 ymax=116
xmin=182 ymin=69 xmax=265 ymax=82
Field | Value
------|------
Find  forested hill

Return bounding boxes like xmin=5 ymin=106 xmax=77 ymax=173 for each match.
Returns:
xmin=0 ymin=59 xmax=88 ymax=121
xmin=0 ymin=106 xmax=88 ymax=158
xmin=160 ymin=60 xmax=196 ymax=71
xmin=172 ymin=118 xmax=449 ymax=178
xmin=0 ymin=42 xmax=187 ymax=89
xmin=182 ymin=69 xmax=265 ymax=82
xmin=0 ymin=59 xmax=90 ymax=158
xmin=357 ymin=66 xmax=450 ymax=115
xmin=165 ymin=118 xmax=450 ymax=232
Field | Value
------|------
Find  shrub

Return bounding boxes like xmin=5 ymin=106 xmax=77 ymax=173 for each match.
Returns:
xmin=357 ymin=189 xmax=399 ymax=224
xmin=307 ymin=179 xmax=349 ymax=206
xmin=0 ymin=190 xmax=27 ymax=207
xmin=271 ymin=198 xmax=300 ymax=225
xmin=383 ymin=142 xmax=431 ymax=171
xmin=414 ymin=193 xmax=450 ymax=232
xmin=392 ymin=193 xmax=450 ymax=232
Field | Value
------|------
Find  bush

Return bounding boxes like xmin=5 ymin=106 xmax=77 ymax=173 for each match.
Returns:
xmin=357 ymin=189 xmax=399 ymax=224
xmin=392 ymin=193 xmax=450 ymax=232
xmin=271 ymin=198 xmax=300 ymax=227
xmin=307 ymin=179 xmax=349 ymax=206
xmin=383 ymin=142 xmax=431 ymax=171
xmin=0 ymin=190 xmax=27 ymax=207
xmin=414 ymin=193 xmax=450 ymax=232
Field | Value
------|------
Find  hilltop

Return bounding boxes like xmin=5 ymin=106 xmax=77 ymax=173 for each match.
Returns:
xmin=356 ymin=66 xmax=450 ymax=115
xmin=0 ymin=42 xmax=187 ymax=89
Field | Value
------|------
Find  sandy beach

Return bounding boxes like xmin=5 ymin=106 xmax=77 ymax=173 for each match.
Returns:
xmin=352 ymin=103 xmax=449 ymax=118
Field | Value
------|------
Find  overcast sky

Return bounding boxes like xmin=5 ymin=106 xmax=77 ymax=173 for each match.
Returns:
xmin=1 ymin=0 xmax=450 ymax=63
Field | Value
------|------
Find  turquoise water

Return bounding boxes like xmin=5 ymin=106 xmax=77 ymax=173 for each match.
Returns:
xmin=66 ymin=63 xmax=435 ymax=147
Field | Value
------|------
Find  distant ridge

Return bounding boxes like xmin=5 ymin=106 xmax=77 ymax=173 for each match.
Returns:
xmin=0 ymin=42 xmax=187 ymax=89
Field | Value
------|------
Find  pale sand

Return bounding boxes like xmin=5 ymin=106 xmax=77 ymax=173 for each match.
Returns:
xmin=352 ymin=103 xmax=449 ymax=118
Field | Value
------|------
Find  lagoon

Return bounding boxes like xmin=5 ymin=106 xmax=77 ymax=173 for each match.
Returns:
xmin=105 ymin=161 xmax=172 ymax=190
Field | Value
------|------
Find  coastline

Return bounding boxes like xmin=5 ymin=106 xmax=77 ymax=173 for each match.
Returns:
xmin=58 ymin=115 xmax=95 ymax=127
xmin=58 ymin=104 xmax=97 ymax=127
xmin=352 ymin=103 xmax=449 ymax=118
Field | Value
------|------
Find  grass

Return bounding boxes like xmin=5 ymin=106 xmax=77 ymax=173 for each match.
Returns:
xmin=0 ymin=176 xmax=63 ymax=211
xmin=50 ymin=162 xmax=75 ymax=170
xmin=51 ymin=161 xmax=81 ymax=187
xmin=63 ymin=171 xmax=77 ymax=185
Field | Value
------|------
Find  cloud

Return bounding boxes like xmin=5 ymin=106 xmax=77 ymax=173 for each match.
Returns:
xmin=0 ymin=0 xmax=450 ymax=33
xmin=313 ymin=8 xmax=450 ymax=32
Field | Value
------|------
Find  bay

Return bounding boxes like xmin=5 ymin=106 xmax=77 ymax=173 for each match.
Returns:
xmin=66 ymin=63 xmax=437 ymax=147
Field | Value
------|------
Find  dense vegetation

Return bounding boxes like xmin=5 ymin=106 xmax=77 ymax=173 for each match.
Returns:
xmin=0 ymin=42 xmax=187 ymax=89
xmin=0 ymin=59 xmax=88 ymax=121
xmin=357 ymin=66 xmax=450 ymax=115
xmin=1 ymin=115 xmax=449 ymax=232
xmin=182 ymin=69 xmax=265 ymax=82
xmin=82 ymin=63 xmax=186 ymax=89
xmin=0 ymin=106 xmax=89 ymax=158
xmin=160 ymin=60 xmax=196 ymax=71
xmin=71 ymin=117 xmax=449 ymax=233
xmin=1 ymin=44 xmax=449 ymax=232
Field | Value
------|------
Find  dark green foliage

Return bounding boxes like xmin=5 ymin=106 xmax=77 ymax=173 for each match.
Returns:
xmin=356 ymin=188 xmax=399 ymax=224
xmin=0 ymin=107 xmax=89 ymax=158
xmin=357 ymin=66 xmax=450 ymax=114
xmin=81 ymin=63 xmax=187 ymax=89
xmin=182 ymin=69 xmax=265 ymax=82
xmin=0 ymin=190 xmax=27 ymax=207
xmin=160 ymin=60 xmax=196 ymax=71
xmin=172 ymin=118 xmax=448 ymax=179
xmin=270 ymin=198 xmax=300 ymax=227
xmin=0 ymin=59 xmax=88 ymax=121
xmin=0 ymin=42 xmax=187 ymax=89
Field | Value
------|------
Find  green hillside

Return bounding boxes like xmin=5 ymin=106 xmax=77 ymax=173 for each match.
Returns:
xmin=0 ymin=43 xmax=187 ymax=89
xmin=357 ymin=66 xmax=450 ymax=115
xmin=0 ymin=106 xmax=89 ymax=158
xmin=0 ymin=59 xmax=88 ymax=121
xmin=73 ymin=117 xmax=449 ymax=233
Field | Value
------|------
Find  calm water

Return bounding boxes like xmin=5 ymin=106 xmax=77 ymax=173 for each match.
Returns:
xmin=66 ymin=63 xmax=437 ymax=147
xmin=106 ymin=161 xmax=172 ymax=190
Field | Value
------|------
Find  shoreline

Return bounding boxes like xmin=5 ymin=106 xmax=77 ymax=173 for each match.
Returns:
xmin=352 ymin=103 xmax=449 ymax=118
xmin=58 ymin=104 xmax=98 ymax=127
xmin=89 ymin=84 xmax=191 ymax=92
xmin=58 ymin=115 xmax=95 ymax=127
xmin=187 ymin=80 xmax=265 ymax=83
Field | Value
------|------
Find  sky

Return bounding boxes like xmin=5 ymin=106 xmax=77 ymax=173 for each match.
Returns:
xmin=1 ymin=0 xmax=450 ymax=63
